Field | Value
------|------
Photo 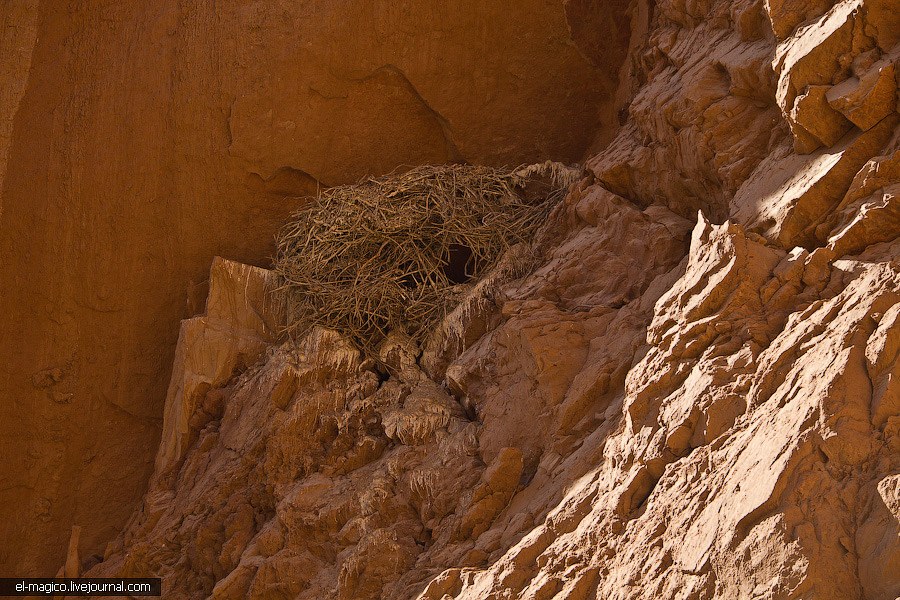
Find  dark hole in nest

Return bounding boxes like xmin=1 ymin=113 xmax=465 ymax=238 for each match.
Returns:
xmin=397 ymin=243 xmax=475 ymax=288
xmin=444 ymin=243 xmax=475 ymax=284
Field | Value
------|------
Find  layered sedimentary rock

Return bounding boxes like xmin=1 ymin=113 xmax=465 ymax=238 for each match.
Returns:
xmin=0 ymin=0 xmax=629 ymax=575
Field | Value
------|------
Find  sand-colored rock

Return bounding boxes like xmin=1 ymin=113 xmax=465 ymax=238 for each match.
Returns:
xmin=86 ymin=183 xmax=693 ymax=598
xmin=769 ymin=0 xmax=899 ymax=153
xmin=825 ymin=147 xmax=900 ymax=256
xmin=0 ymin=0 xmax=632 ymax=575
xmin=791 ymin=84 xmax=854 ymax=148
xmin=416 ymin=218 xmax=900 ymax=600
xmin=154 ymin=257 xmax=283 ymax=477
xmin=827 ymin=55 xmax=898 ymax=131
xmin=0 ymin=0 xmax=38 ymax=206
xmin=8 ymin=0 xmax=900 ymax=597
xmin=588 ymin=0 xmax=784 ymax=220
xmin=764 ymin=0 xmax=833 ymax=41
xmin=731 ymin=113 xmax=897 ymax=248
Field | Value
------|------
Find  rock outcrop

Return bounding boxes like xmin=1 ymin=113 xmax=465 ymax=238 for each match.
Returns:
xmin=6 ymin=0 xmax=900 ymax=597
xmin=0 ymin=0 xmax=631 ymax=575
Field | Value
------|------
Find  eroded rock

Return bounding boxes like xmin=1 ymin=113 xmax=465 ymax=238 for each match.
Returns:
xmin=26 ymin=0 xmax=900 ymax=597
xmin=0 ymin=0 xmax=634 ymax=573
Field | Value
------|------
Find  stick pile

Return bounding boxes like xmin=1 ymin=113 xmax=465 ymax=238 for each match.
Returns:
xmin=273 ymin=163 xmax=573 ymax=357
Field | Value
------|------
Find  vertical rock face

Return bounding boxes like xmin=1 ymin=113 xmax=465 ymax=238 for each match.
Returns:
xmin=5 ymin=0 xmax=900 ymax=599
xmin=0 ymin=0 xmax=630 ymax=576
xmin=0 ymin=0 xmax=38 ymax=205
xmin=86 ymin=0 xmax=900 ymax=597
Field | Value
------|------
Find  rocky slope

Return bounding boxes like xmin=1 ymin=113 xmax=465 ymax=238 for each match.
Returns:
xmin=76 ymin=0 xmax=900 ymax=598
xmin=0 ymin=0 xmax=629 ymax=575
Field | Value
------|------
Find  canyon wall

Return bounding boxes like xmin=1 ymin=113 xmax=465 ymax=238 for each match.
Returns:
xmin=84 ymin=0 xmax=900 ymax=598
xmin=4 ymin=0 xmax=899 ymax=597
xmin=0 ymin=0 xmax=630 ymax=575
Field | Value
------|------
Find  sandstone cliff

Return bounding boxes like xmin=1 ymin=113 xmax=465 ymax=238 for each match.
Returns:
xmin=0 ymin=0 xmax=627 ymax=575
xmin=81 ymin=0 xmax=900 ymax=597
xmin=4 ymin=0 xmax=900 ymax=598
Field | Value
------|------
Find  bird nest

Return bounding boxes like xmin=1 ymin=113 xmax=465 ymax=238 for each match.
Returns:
xmin=273 ymin=162 xmax=577 ymax=358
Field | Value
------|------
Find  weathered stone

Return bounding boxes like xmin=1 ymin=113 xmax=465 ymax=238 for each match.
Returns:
xmin=731 ymin=114 xmax=898 ymax=248
xmin=764 ymin=0 xmax=833 ymax=41
xmin=155 ymin=258 xmax=282 ymax=476
xmin=790 ymin=84 xmax=854 ymax=151
xmin=827 ymin=57 xmax=898 ymax=131
xmin=6 ymin=0 xmax=900 ymax=598
xmin=772 ymin=1 xmax=879 ymax=152
xmin=0 ymin=0 xmax=632 ymax=573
